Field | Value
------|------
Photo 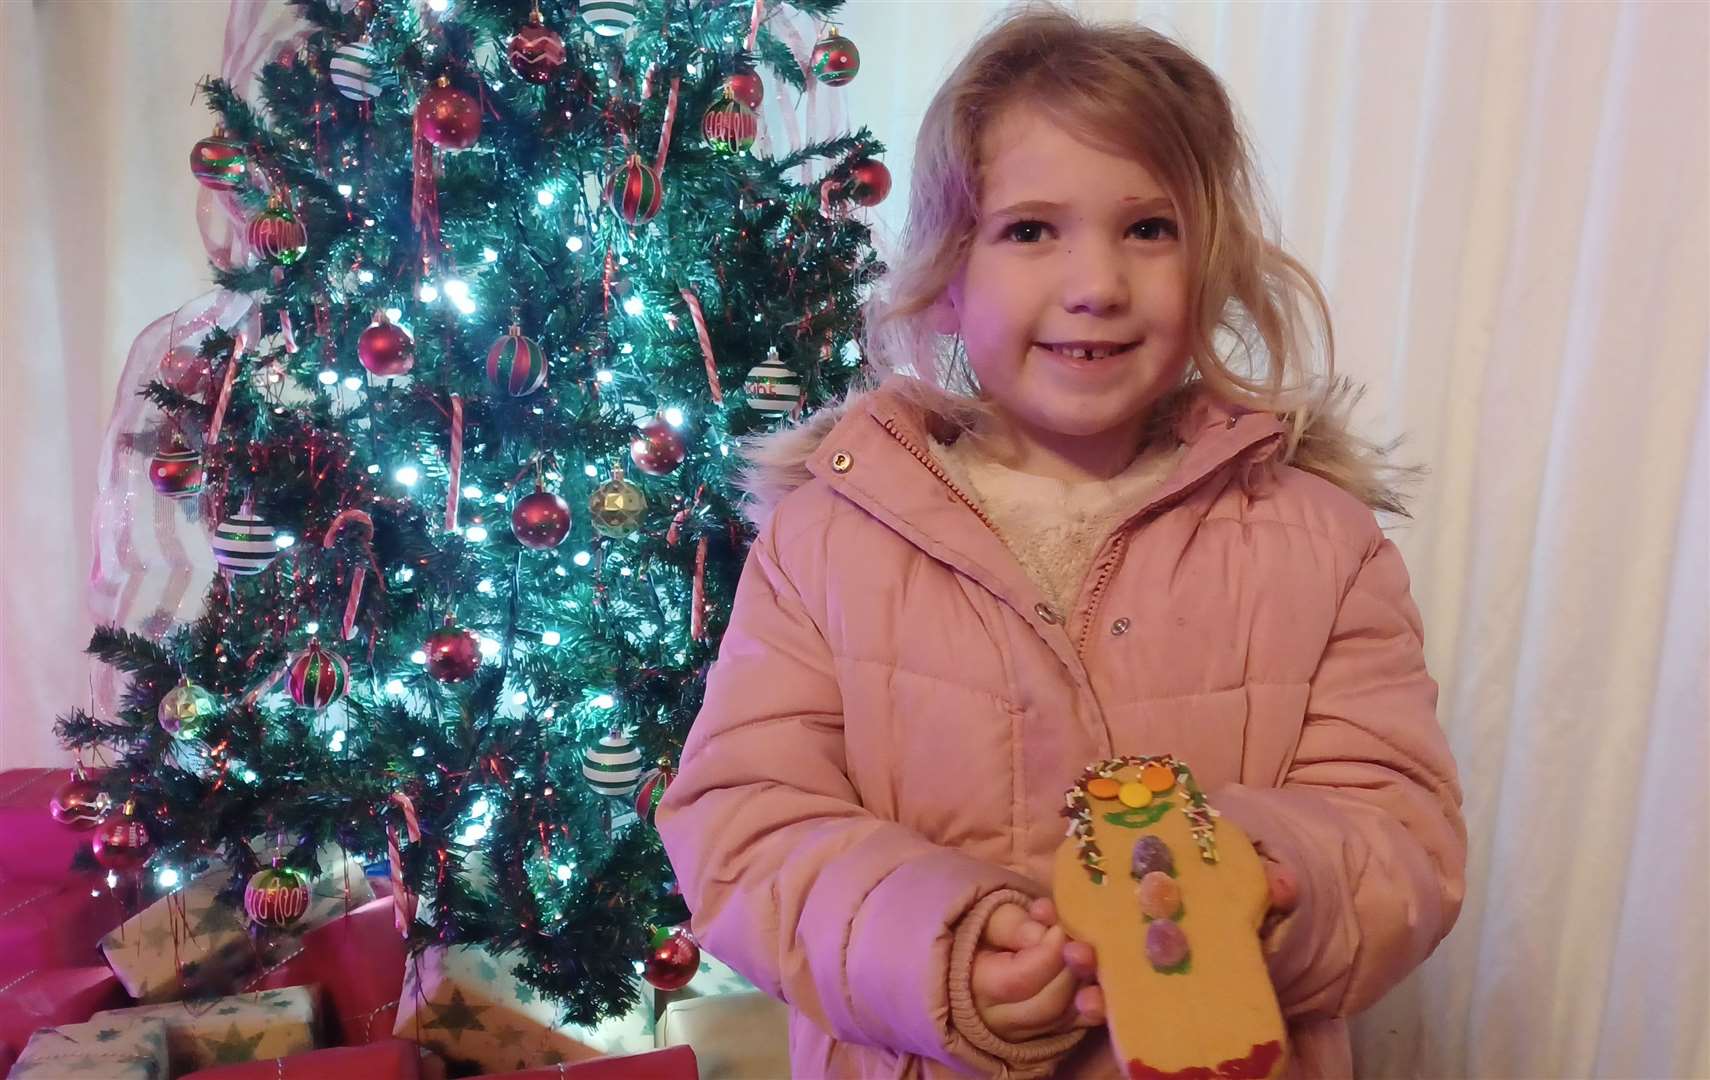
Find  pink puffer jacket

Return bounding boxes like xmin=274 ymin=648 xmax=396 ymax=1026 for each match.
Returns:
xmin=657 ymin=378 xmax=1465 ymax=1079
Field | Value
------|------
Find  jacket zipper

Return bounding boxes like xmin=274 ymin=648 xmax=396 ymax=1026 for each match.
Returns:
xmin=878 ymin=418 xmax=1002 ymax=534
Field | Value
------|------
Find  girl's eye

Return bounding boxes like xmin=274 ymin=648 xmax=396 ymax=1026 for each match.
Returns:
xmin=1131 ymin=217 xmax=1179 ymax=241
xmin=1000 ymin=220 xmax=1049 ymax=243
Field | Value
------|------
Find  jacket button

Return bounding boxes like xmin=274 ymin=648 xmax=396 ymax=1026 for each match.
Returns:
xmin=1034 ymin=603 xmax=1061 ymax=625
xmin=1111 ymin=617 xmax=1131 ymax=636
xmin=1226 ymin=416 xmax=1239 ymax=429
xmin=830 ymin=451 xmax=854 ymax=473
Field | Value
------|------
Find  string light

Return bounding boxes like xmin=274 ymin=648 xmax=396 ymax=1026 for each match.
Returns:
xmin=411 ymin=650 xmax=427 ymax=664
xmin=566 ymin=236 xmax=585 ymax=252
xmin=663 ymin=407 xmax=685 ymax=427
xmin=395 ymin=465 xmax=419 ymax=486
xmin=465 ymin=525 xmax=490 ymax=543
xmin=622 ymin=296 xmax=645 ymax=316
xmin=343 ymin=376 xmax=363 ymax=390
xmin=419 ymin=283 xmax=440 ymax=303
xmin=573 ymin=551 xmax=592 ymax=567
xmin=537 ymin=189 xmax=555 ymax=207
xmin=274 ymin=533 xmax=297 ymax=549
xmin=357 ymin=269 xmax=375 ymax=284
xmin=541 ymin=631 xmax=561 ymax=645
xmin=318 ymin=370 xmax=338 ymax=385
xmin=157 ymin=868 xmax=180 ymax=888
xmin=592 ymin=693 xmax=616 ymax=709
xmin=482 ymin=247 xmax=498 ymax=262
xmin=386 ymin=679 xmax=406 ymax=695
xmin=304 ymin=622 xmax=320 ymax=635
xmin=595 ymin=370 xmax=614 ymax=384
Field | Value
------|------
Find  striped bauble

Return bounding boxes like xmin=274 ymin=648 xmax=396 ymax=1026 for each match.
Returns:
xmin=811 ymin=27 xmax=860 ymax=86
xmin=485 ymin=326 xmax=547 ymax=397
xmin=330 ymin=40 xmax=383 ymax=101
xmin=580 ymin=0 xmax=640 ymax=37
xmin=149 ymin=443 xmax=203 ymax=498
xmin=248 ymin=200 xmax=307 ymax=266
xmin=508 ymin=14 xmax=566 ymax=84
xmin=606 ymin=154 xmax=663 ymax=225
xmin=743 ymin=349 xmax=800 ymax=414
xmin=702 ymin=94 xmax=758 ymax=153
xmin=287 ymin=640 xmax=348 ymax=709
xmin=190 ymin=130 xmax=247 ymax=191
xmin=211 ymin=510 xmax=278 ymax=575
xmin=582 ymin=729 xmax=644 ymax=797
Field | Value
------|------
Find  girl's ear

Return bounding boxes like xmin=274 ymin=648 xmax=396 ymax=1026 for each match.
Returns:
xmin=926 ymin=292 xmax=960 ymax=336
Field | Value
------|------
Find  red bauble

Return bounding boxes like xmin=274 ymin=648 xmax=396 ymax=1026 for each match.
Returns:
xmin=92 ymin=804 xmax=153 ymax=872
xmin=508 ymin=12 xmax=567 ymax=84
xmin=643 ymin=926 xmax=701 ymax=991
xmin=424 ymin=623 xmax=482 ymax=682
xmin=726 ymin=69 xmax=764 ymax=110
xmin=512 ymin=485 xmax=571 ymax=550
xmin=417 ymin=79 xmax=482 ymax=150
xmin=629 ymin=418 xmax=686 ymax=476
xmin=50 ymin=775 xmax=109 ymax=830
xmin=359 ymin=315 xmax=414 ymax=376
xmin=848 ymin=159 xmax=892 ymax=207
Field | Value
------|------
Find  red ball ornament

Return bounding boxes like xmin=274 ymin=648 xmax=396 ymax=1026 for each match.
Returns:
xmin=512 ymin=484 xmax=571 ymax=550
xmin=190 ymin=128 xmax=247 ymax=190
xmin=725 ymin=69 xmax=764 ymax=110
xmin=50 ymin=773 xmax=109 ymax=830
xmin=630 ymin=417 xmax=686 ymax=476
xmin=508 ymin=10 xmax=567 ymax=84
xmin=417 ymin=77 xmax=481 ymax=151
xmin=606 ymin=155 xmax=663 ymax=225
xmin=810 ymin=26 xmax=860 ymax=86
xmin=359 ymin=313 xmax=415 ymax=376
xmin=247 ymin=196 xmax=308 ymax=266
xmin=244 ymin=865 xmax=312 ymax=929
xmin=92 ymin=802 xmax=153 ymax=873
xmin=150 ymin=437 xmax=203 ymax=499
xmin=425 ymin=621 xmax=481 ymax=682
xmin=847 ymin=159 xmax=892 ymax=207
xmin=643 ymin=925 xmax=701 ymax=991
xmin=288 ymin=639 xmax=349 ymax=709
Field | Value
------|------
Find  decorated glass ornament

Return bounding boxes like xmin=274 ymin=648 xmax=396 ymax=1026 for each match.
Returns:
xmin=629 ymin=417 xmax=686 ymax=476
xmin=847 ymin=159 xmax=892 ymax=207
xmin=358 ymin=312 xmax=414 ymax=376
xmin=248 ymin=195 xmax=308 ymax=266
xmin=486 ymin=325 xmax=546 ymax=397
xmin=417 ymin=77 xmax=481 ymax=151
xmin=725 ymin=69 xmax=763 ymax=111
xmin=211 ymin=508 xmax=278 ymax=575
xmin=158 ymin=677 xmax=218 ymax=738
xmin=606 ymin=155 xmax=663 ymax=225
xmin=287 ymin=639 xmax=349 ymax=709
xmin=190 ymin=127 xmax=247 ymax=190
xmin=588 ymin=467 xmax=647 ymax=538
xmin=330 ymin=39 xmax=383 ymax=101
xmin=811 ymin=26 xmax=860 ymax=86
xmin=702 ymin=93 xmax=757 ymax=153
xmin=508 ymin=7 xmax=566 ymax=84
xmin=244 ymin=865 xmax=311 ymax=929
xmin=149 ymin=437 xmax=203 ymax=499
xmin=512 ymin=483 xmax=571 ymax=550
xmin=580 ymin=0 xmax=640 ymax=37
xmin=642 ymin=925 xmax=702 ymax=991
xmin=743 ymin=348 xmax=800 ymax=415
xmin=582 ymin=728 xmax=643 ymax=797
xmin=50 ymin=771 xmax=109 ymax=829
xmin=424 ymin=620 xmax=481 ymax=682
xmin=92 ymin=801 xmax=153 ymax=872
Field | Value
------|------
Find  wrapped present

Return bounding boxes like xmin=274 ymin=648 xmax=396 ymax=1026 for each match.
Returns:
xmin=100 ymin=854 xmax=373 ymax=1001
xmin=181 ymin=1036 xmax=429 ymax=1078
xmin=474 ymin=1045 xmax=699 ymax=1079
xmin=393 ymin=945 xmax=654 ymax=1075
xmin=12 ymin=1016 xmax=170 ymax=1079
xmin=90 ymin=985 xmax=319 ymax=1075
xmin=0 ymin=769 xmax=103 ymax=885
xmin=655 ymin=992 xmax=789 ymax=1080
xmin=0 ymin=966 xmax=129 ymax=1055
xmin=0 ymin=879 xmax=127 ymax=982
xmin=244 ymin=895 xmax=407 ymax=1045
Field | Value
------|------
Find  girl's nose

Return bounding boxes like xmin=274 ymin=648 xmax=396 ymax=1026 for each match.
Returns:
xmin=1061 ymin=243 xmax=1130 ymax=316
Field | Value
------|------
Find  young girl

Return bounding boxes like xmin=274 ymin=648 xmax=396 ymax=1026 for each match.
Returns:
xmin=658 ymin=8 xmax=1466 ymax=1078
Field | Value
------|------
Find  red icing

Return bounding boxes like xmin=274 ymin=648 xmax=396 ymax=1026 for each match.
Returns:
xmin=1127 ymin=1041 xmax=1283 ymax=1080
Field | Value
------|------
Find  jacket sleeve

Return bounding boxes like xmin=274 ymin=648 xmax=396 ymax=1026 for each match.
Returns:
xmin=655 ymin=511 xmax=1053 ymax=1074
xmin=1212 ymin=529 xmax=1467 ymax=1021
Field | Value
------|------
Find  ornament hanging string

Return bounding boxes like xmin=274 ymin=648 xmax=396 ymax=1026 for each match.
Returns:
xmin=323 ymin=508 xmax=380 ymax=641
xmin=205 ymin=331 xmax=248 ymax=447
xmin=678 ymin=289 xmax=725 ymax=404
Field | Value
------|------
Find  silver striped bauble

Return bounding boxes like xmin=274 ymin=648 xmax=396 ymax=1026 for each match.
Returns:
xmin=582 ymin=730 xmax=644 ymax=797
xmin=330 ymin=41 xmax=383 ymax=102
xmin=211 ymin=510 xmax=278 ymax=575
xmin=743 ymin=349 xmax=800 ymax=414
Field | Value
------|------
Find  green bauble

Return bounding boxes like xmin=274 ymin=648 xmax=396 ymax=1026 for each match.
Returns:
xmin=158 ymin=678 xmax=218 ymax=738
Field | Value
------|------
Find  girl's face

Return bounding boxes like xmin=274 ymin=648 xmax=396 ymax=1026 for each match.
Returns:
xmin=936 ymin=104 xmax=1193 ymax=479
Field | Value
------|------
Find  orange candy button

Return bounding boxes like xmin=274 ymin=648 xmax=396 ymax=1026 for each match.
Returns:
xmin=1118 ymin=783 xmax=1153 ymax=808
xmin=1086 ymin=778 xmax=1121 ymax=800
xmin=1140 ymin=763 xmax=1176 ymax=793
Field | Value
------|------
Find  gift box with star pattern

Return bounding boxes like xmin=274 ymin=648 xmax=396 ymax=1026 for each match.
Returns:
xmin=391 ymin=944 xmax=654 ymax=1075
xmin=88 ymin=985 xmax=319 ymax=1075
xmin=12 ymin=1015 xmax=171 ymax=1079
xmin=99 ymin=854 xmax=373 ymax=1002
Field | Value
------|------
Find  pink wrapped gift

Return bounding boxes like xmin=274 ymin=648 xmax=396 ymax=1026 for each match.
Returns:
xmin=244 ymin=896 xmax=407 ymax=1045
xmin=0 ymin=880 xmax=126 ymax=982
xmin=0 ymin=965 xmax=128 ymax=1056
xmin=181 ymin=1037 xmax=427 ymax=1079
xmin=473 ymin=1046 xmax=699 ymax=1079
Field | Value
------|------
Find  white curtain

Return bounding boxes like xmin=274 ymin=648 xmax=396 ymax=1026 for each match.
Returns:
xmin=3 ymin=1 xmax=1703 ymax=1076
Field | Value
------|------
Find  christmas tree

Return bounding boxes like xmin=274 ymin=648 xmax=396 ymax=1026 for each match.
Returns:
xmin=56 ymin=0 xmax=885 ymax=1026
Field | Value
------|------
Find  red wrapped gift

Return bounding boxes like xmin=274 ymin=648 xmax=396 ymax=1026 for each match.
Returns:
xmin=474 ymin=1046 xmax=699 ymax=1079
xmin=0 ymin=965 xmax=128 ymax=1058
xmin=0 ymin=880 xmax=126 ymax=982
xmin=181 ymin=1036 xmax=426 ymax=1078
xmin=0 ymin=769 xmax=104 ymax=885
xmin=244 ymin=895 xmax=406 ymax=1045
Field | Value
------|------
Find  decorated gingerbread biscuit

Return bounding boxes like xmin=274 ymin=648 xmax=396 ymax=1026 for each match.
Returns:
xmin=1052 ymin=756 xmax=1286 ymax=1080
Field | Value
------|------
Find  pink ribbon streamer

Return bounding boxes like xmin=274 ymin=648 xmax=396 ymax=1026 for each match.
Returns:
xmin=205 ymin=332 xmax=248 ymax=447
xmin=677 ymin=289 xmax=725 ymax=404
xmin=323 ymin=509 xmax=378 ymax=641
xmin=445 ymin=394 xmax=463 ymax=531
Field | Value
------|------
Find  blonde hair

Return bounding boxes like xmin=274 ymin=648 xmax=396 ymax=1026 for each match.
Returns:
xmin=862 ymin=5 xmax=1421 ymax=516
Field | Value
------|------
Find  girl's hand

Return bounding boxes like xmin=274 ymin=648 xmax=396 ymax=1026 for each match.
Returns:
xmin=1034 ymin=860 xmax=1301 ymax=1022
xmin=971 ymin=900 xmax=1102 ymax=1042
